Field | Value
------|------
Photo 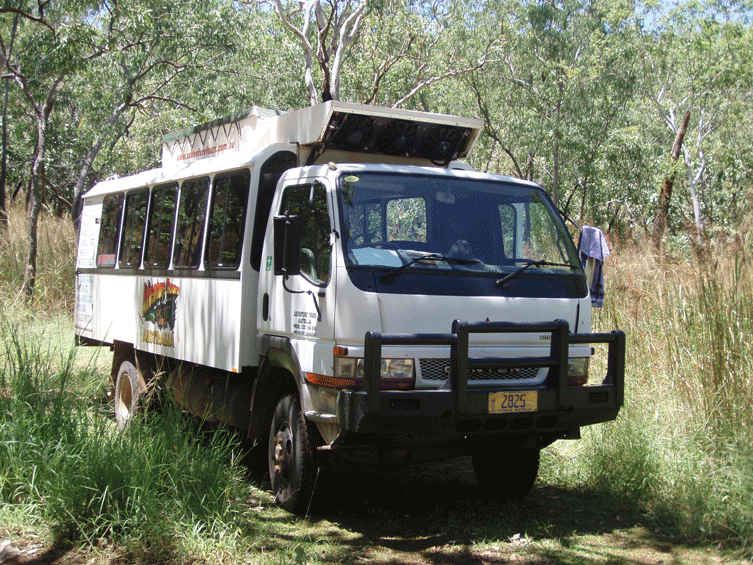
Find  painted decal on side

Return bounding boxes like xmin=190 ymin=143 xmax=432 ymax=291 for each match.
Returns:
xmin=142 ymin=279 xmax=180 ymax=347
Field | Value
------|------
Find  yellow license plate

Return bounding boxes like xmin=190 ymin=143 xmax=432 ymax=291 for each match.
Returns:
xmin=488 ymin=391 xmax=538 ymax=414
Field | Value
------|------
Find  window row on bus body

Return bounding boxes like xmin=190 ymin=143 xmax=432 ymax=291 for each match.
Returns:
xmin=95 ymin=169 xmax=251 ymax=271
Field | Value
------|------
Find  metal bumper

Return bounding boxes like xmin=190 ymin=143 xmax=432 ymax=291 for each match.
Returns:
xmin=336 ymin=319 xmax=625 ymax=439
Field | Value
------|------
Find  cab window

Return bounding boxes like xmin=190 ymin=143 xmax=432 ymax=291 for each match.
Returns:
xmin=280 ymin=183 xmax=331 ymax=285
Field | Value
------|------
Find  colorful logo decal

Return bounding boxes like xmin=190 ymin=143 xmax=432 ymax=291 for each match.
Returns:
xmin=142 ymin=279 xmax=180 ymax=347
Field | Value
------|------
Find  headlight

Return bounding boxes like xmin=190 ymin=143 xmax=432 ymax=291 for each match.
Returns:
xmin=329 ymin=357 xmax=415 ymax=390
xmin=567 ymin=357 xmax=590 ymax=387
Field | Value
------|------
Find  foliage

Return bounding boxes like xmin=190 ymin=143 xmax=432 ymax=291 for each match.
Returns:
xmin=0 ymin=0 xmax=751 ymax=249
xmin=539 ymin=234 xmax=753 ymax=555
xmin=0 ymin=315 xmax=252 ymax=553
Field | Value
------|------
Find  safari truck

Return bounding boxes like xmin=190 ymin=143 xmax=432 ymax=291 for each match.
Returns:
xmin=74 ymin=101 xmax=625 ymax=512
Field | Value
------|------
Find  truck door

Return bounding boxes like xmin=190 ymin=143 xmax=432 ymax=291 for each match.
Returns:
xmin=259 ymin=179 xmax=337 ymax=371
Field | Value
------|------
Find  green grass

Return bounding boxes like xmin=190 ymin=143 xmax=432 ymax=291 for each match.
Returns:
xmin=0 ymin=317 xmax=258 ymax=560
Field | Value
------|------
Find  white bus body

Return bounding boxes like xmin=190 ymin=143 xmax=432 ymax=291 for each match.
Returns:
xmin=75 ymin=101 xmax=625 ymax=512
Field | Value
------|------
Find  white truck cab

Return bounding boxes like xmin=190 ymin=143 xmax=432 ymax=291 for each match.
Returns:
xmin=75 ymin=102 xmax=625 ymax=512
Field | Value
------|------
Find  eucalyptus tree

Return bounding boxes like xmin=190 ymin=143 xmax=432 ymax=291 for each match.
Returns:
xmin=0 ymin=0 xmax=101 ymax=298
xmin=465 ymin=0 xmax=639 ymax=216
xmin=69 ymin=0 xmax=243 ymax=231
xmin=261 ymin=0 xmax=368 ymax=104
xmin=343 ymin=0 xmax=495 ymax=109
xmin=642 ymin=0 xmax=753 ymax=248
xmin=258 ymin=0 xmax=494 ymax=107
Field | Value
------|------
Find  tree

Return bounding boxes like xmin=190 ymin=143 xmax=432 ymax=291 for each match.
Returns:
xmin=642 ymin=0 xmax=753 ymax=248
xmin=69 ymin=0 xmax=242 ymax=231
xmin=464 ymin=0 xmax=639 ymax=212
xmin=652 ymin=108 xmax=690 ymax=249
xmin=262 ymin=0 xmax=493 ymax=107
xmin=265 ymin=0 xmax=368 ymax=105
xmin=1 ymin=0 xmax=98 ymax=298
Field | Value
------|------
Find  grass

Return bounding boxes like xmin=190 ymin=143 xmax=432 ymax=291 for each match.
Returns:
xmin=541 ymin=232 xmax=753 ymax=555
xmin=0 ymin=316 xmax=257 ymax=560
xmin=0 ymin=206 xmax=77 ymax=313
xmin=1 ymin=206 xmax=753 ymax=561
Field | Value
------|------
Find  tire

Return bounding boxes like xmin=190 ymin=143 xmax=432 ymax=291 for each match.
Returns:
xmin=114 ymin=360 xmax=146 ymax=431
xmin=473 ymin=447 xmax=540 ymax=502
xmin=268 ymin=394 xmax=318 ymax=513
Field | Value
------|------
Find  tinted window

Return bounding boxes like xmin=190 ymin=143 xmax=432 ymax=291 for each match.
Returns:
xmin=96 ymin=193 xmax=123 ymax=268
xmin=280 ymin=183 xmax=331 ymax=285
xmin=119 ymin=189 xmax=148 ymax=268
xmin=173 ymin=177 xmax=209 ymax=268
xmin=144 ymin=183 xmax=177 ymax=268
xmin=207 ymin=170 xmax=250 ymax=268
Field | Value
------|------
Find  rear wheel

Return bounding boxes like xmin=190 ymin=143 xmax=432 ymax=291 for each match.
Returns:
xmin=114 ymin=360 xmax=146 ymax=431
xmin=268 ymin=394 xmax=319 ymax=513
xmin=472 ymin=446 xmax=540 ymax=502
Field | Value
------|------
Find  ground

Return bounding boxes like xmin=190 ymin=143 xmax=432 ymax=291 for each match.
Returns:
xmin=1 ymin=457 xmax=749 ymax=565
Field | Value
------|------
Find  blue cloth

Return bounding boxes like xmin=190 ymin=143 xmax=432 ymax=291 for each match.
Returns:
xmin=578 ymin=226 xmax=610 ymax=308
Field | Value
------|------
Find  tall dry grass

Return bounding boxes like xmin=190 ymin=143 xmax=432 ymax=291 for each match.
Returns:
xmin=0 ymin=205 xmax=77 ymax=313
xmin=602 ymin=232 xmax=753 ymax=440
xmin=545 ymin=229 xmax=753 ymax=554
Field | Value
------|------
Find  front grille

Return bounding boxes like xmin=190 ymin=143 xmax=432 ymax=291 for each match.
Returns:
xmin=419 ymin=358 xmax=546 ymax=385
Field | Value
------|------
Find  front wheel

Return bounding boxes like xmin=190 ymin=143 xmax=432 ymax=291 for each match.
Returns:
xmin=473 ymin=447 xmax=540 ymax=502
xmin=268 ymin=394 xmax=319 ymax=513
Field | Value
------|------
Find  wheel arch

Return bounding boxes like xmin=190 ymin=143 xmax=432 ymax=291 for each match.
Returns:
xmin=111 ymin=341 xmax=135 ymax=389
xmin=248 ymin=335 xmax=309 ymax=441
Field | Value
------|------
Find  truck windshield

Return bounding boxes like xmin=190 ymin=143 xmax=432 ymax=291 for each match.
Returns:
xmin=338 ymin=171 xmax=581 ymax=278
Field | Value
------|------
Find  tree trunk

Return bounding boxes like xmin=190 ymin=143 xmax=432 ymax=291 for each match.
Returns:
xmin=72 ymin=101 xmax=129 ymax=233
xmin=19 ymin=73 xmax=62 ymax=300
xmin=0 ymin=79 xmax=8 ymax=231
xmin=652 ymin=109 xmax=691 ymax=251
xmin=22 ymin=120 xmax=45 ymax=299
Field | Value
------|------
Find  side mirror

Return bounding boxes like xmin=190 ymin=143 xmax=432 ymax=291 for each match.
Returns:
xmin=273 ymin=215 xmax=301 ymax=277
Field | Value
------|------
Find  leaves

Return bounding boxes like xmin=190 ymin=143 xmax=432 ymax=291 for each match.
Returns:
xmin=0 ymin=0 xmax=751 ymax=247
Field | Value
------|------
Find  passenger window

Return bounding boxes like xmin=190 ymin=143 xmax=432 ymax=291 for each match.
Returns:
xmin=207 ymin=170 xmax=250 ymax=268
xmin=119 ymin=189 xmax=148 ymax=268
xmin=144 ymin=183 xmax=177 ymax=268
xmin=174 ymin=177 xmax=209 ymax=268
xmin=96 ymin=193 xmax=123 ymax=268
xmin=280 ymin=183 xmax=331 ymax=285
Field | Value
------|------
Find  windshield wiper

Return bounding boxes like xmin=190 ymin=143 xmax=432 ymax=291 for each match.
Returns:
xmin=380 ymin=254 xmax=479 ymax=283
xmin=495 ymin=259 xmax=576 ymax=287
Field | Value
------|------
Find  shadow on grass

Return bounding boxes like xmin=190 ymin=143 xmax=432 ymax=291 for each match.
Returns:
xmin=245 ymin=455 xmax=715 ymax=565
